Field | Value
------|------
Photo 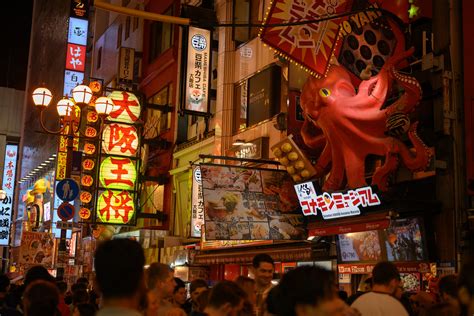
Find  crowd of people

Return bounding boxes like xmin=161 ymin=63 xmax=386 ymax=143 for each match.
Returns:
xmin=0 ymin=238 xmax=473 ymax=316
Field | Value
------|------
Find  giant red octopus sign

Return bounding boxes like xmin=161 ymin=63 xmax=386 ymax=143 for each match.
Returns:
xmin=298 ymin=48 xmax=433 ymax=191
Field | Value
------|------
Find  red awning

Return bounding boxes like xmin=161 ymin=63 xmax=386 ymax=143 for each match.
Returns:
xmin=307 ymin=212 xmax=391 ymax=237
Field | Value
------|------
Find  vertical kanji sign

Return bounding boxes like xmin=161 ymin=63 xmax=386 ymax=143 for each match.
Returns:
xmin=185 ymin=27 xmax=211 ymax=113
xmin=191 ymin=165 xmax=204 ymax=237
xmin=96 ymin=91 xmax=141 ymax=225
xmin=1 ymin=144 xmax=18 ymax=246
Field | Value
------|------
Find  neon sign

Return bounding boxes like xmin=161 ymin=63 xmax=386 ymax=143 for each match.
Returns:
xmin=97 ymin=190 xmax=135 ymax=224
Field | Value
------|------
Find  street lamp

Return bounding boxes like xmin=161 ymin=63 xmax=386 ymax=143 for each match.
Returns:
xmin=31 ymin=84 xmax=112 ymax=279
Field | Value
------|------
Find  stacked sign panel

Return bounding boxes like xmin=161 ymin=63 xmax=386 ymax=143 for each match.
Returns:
xmin=95 ymin=91 xmax=141 ymax=225
xmin=0 ymin=145 xmax=18 ymax=246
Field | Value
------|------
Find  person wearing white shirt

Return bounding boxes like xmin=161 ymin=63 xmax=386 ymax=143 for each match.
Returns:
xmin=351 ymin=261 xmax=408 ymax=316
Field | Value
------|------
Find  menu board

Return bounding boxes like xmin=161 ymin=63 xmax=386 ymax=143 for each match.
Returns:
xmin=384 ymin=218 xmax=426 ymax=262
xmin=200 ymin=164 xmax=305 ymax=240
xmin=338 ymin=230 xmax=383 ymax=262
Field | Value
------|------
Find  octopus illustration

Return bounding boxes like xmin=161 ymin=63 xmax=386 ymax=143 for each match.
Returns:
xmin=300 ymin=48 xmax=432 ymax=191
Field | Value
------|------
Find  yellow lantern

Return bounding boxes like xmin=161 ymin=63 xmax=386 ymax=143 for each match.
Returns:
xmin=108 ymin=91 xmax=141 ymax=124
xmin=99 ymin=157 xmax=136 ymax=190
xmin=97 ymin=190 xmax=135 ymax=224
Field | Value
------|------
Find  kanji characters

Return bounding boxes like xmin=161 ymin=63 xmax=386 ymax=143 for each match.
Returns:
xmin=109 ymin=91 xmax=141 ymax=123
xmin=104 ymin=123 xmax=138 ymax=155
xmin=100 ymin=157 xmax=136 ymax=190
xmin=98 ymin=190 xmax=134 ymax=224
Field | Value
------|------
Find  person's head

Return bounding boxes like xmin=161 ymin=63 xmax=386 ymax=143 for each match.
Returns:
xmin=73 ymin=289 xmax=89 ymax=306
xmin=268 ymin=266 xmax=348 ymax=316
xmin=337 ymin=290 xmax=348 ymax=302
xmin=252 ymin=254 xmax=274 ymax=288
xmin=0 ymin=273 xmax=10 ymax=293
xmin=76 ymin=277 xmax=89 ymax=286
xmin=94 ymin=239 xmax=145 ymax=303
xmin=71 ymin=282 xmax=88 ymax=293
xmin=195 ymin=289 xmax=210 ymax=312
xmin=23 ymin=280 xmax=60 ymax=316
xmin=190 ymin=278 xmax=209 ymax=303
xmin=371 ymin=261 xmax=401 ymax=294
xmin=458 ymin=258 xmax=474 ymax=312
xmin=72 ymin=303 xmax=96 ymax=316
xmin=235 ymin=276 xmax=256 ymax=305
xmin=24 ymin=265 xmax=55 ymax=288
xmin=56 ymin=281 xmax=68 ymax=295
xmin=173 ymin=277 xmax=187 ymax=305
xmin=421 ymin=302 xmax=458 ymax=316
xmin=438 ymin=275 xmax=458 ymax=304
xmin=146 ymin=263 xmax=176 ymax=299
xmin=205 ymin=281 xmax=246 ymax=316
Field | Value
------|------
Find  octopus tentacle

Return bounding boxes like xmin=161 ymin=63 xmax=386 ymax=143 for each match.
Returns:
xmin=395 ymin=122 xmax=433 ymax=171
xmin=386 ymin=66 xmax=422 ymax=116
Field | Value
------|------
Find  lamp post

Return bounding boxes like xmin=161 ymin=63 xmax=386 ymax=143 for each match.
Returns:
xmin=31 ymin=84 xmax=113 ymax=279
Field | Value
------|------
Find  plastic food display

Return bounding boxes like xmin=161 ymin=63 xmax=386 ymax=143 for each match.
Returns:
xmin=271 ymin=135 xmax=316 ymax=183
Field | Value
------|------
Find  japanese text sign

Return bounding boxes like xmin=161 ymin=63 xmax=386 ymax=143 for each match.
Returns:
xmin=68 ymin=17 xmax=88 ymax=46
xmin=97 ymin=190 xmax=135 ymax=224
xmin=118 ymin=47 xmax=135 ymax=81
xmin=191 ymin=165 xmax=204 ymax=237
xmin=99 ymin=157 xmax=137 ymax=190
xmin=259 ymin=0 xmax=352 ymax=77
xmin=0 ymin=144 xmax=17 ymax=245
xmin=185 ymin=27 xmax=211 ymax=113
xmin=108 ymin=91 xmax=141 ymax=124
xmin=102 ymin=123 xmax=139 ymax=156
xmin=294 ymin=181 xmax=381 ymax=219
xmin=66 ymin=43 xmax=86 ymax=72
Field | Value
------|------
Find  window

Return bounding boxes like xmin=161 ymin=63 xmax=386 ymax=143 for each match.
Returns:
xmin=97 ymin=47 xmax=102 ymax=69
xmin=145 ymin=85 xmax=173 ymax=139
xmin=125 ymin=17 xmax=131 ymax=40
xmin=117 ymin=24 xmax=123 ymax=48
xmin=233 ymin=65 xmax=281 ymax=133
xmin=233 ymin=0 xmax=262 ymax=45
xmin=149 ymin=6 xmax=173 ymax=62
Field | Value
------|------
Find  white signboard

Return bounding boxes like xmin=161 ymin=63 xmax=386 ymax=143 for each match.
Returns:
xmin=185 ymin=27 xmax=211 ymax=113
xmin=43 ymin=201 xmax=51 ymax=222
xmin=0 ymin=144 xmax=18 ymax=246
xmin=118 ymin=47 xmax=135 ymax=81
xmin=63 ymin=70 xmax=84 ymax=97
xmin=190 ymin=165 xmax=204 ymax=237
xmin=294 ymin=182 xmax=381 ymax=219
xmin=68 ymin=17 xmax=89 ymax=46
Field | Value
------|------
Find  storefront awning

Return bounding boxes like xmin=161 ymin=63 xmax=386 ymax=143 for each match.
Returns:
xmin=193 ymin=244 xmax=312 ymax=265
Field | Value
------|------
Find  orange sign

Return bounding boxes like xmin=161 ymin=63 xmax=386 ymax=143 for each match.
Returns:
xmin=79 ymin=207 xmax=91 ymax=219
xmin=83 ymin=142 xmax=96 ymax=155
xmin=81 ymin=175 xmax=94 ymax=187
xmin=85 ymin=127 xmax=98 ymax=138
xmin=89 ymin=81 xmax=102 ymax=93
xmin=82 ymin=159 xmax=95 ymax=171
xmin=87 ymin=111 xmax=99 ymax=123
xmin=80 ymin=191 xmax=93 ymax=203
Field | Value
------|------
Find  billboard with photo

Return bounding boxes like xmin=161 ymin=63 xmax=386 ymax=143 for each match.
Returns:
xmin=200 ymin=164 xmax=305 ymax=240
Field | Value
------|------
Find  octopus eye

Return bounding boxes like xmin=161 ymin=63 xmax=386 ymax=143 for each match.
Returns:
xmin=319 ymin=88 xmax=331 ymax=98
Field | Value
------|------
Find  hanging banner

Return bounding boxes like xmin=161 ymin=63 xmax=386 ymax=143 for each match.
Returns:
xmin=191 ymin=165 xmax=204 ymax=238
xmin=200 ymin=164 xmax=305 ymax=240
xmin=0 ymin=144 xmax=18 ymax=246
xmin=185 ymin=27 xmax=211 ymax=113
xmin=19 ymin=231 xmax=55 ymax=268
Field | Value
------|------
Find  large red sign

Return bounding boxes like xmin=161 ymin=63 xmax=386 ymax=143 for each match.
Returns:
xmin=65 ymin=43 xmax=86 ymax=72
xmin=259 ymin=0 xmax=352 ymax=77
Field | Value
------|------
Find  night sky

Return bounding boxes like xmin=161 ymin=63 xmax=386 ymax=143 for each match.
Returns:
xmin=0 ymin=1 xmax=33 ymax=90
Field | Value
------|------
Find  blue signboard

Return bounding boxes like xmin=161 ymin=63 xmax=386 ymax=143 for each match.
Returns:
xmin=55 ymin=178 xmax=80 ymax=202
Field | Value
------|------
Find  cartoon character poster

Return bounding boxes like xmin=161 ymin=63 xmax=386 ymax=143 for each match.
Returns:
xmin=19 ymin=231 xmax=55 ymax=268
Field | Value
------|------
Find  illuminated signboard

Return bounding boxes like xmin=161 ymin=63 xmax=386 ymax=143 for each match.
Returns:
xmin=96 ymin=91 xmax=141 ymax=225
xmin=185 ymin=27 xmax=211 ymax=113
xmin=190 ymin=165 xmax=204 ymax=237
xmin=68 ymin=17 xmax=88 ymax=46
xmin=97 ymin=190 xmax=135 ymax=224
xmin=108 ymin=91 xmax=141 ymax=124
xmin=99 ymin=157 xmax=137 ymax=190
xmin=63 ymin=70 xmax=85 ymax=96
xmin=0 ymin=144 xmax=18 ymax=245
xmin=102 ymin=123 xmax=139 ymax=156
xmin=294 ymin=182 xmax=381 ymax=219
xmin=66 ymin=43 xmax=86 ymax=72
